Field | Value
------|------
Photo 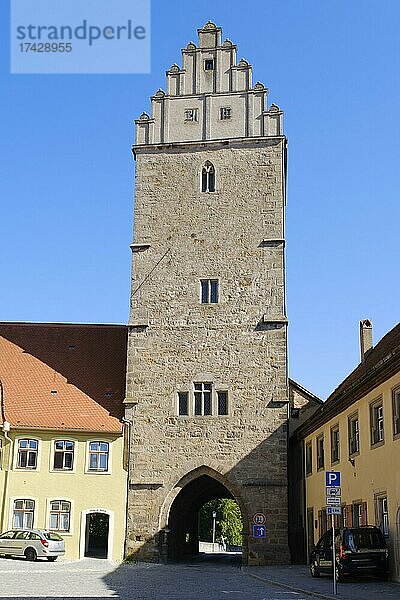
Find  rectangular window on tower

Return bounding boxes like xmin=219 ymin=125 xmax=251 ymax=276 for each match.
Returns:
xmin=194 ymin=383 xmax=212 ymax=416
xmin=184 ymin=108 xmax=198 ymax=122
xmin=200 ymin=279 xmax=219 ymax=304
xmin=178 ymin=392 xmax=189 ymax=416
xmin=217 ymin=391 xmax=228 ymax=415
xmin=220 ymin=107 xmax=232 ymax=120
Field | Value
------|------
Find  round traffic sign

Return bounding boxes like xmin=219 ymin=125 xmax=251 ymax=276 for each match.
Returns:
xmin=253 ymin=513 xmax=266 ymax=525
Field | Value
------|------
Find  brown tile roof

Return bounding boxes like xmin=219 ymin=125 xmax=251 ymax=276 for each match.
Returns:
xmin=326 ymin=322 xmax=400 ymax=403
xmin=0 ymin=323 xmax=127 ymax=433
xmin=295 ymin=322 xmax=400 ymax=437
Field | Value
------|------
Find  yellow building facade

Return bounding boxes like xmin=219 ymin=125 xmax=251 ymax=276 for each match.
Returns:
xmin=299 ymin=321 xmax=400 ymax=580
xmin=0 ymin=430 xmax=127 ymax=560
xmin=0 ymin=322 xmax=128 ymax=561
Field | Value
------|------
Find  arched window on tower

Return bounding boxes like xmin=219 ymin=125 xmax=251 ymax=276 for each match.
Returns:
xmin=201 ymin=161 xmax=215 ymax=192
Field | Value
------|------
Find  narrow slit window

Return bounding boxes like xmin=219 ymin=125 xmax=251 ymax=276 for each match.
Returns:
xmin=217 ymin=391 xmax=228 ymax=415
xmin=178 ymin=392 xmax=189 ymax=416
xmin=201 ymin=161 xmax=215 ymax=192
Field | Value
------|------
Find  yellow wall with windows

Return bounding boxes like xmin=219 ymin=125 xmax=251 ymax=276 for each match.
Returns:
xmin=304 ymin=372 xmax=400 ymax=579
xmin=0 ymin=429 xmax=127 ymax=561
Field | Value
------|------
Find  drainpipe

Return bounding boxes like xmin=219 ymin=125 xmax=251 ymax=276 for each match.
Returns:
xmin=0 ymin=379 xmax=13 ymax=532
xmin=121 ymin=416 xmax=132 ymax=560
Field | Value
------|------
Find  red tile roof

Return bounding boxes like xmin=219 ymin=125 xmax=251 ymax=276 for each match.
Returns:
xmin=0 ymin=323 xmax=127 ymax=433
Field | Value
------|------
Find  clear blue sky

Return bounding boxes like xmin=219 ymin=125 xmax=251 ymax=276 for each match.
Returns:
xmin=1 ymin=1 xmax=399 ymax=400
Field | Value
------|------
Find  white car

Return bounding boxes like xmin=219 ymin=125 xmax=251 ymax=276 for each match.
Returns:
xmin=0 ymin=529 xmax=65 ymax=561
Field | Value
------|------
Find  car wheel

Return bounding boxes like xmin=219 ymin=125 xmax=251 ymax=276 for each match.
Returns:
xmin=25 ymin=547 xmax=37 ymax=562
xmin=47 ymin=556 xmax=57 ymax=562
xmin=310 ymin=560 xmax=320 ymax=577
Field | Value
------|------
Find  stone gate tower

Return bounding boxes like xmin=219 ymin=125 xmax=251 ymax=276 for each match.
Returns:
xmin=125 ymin=21 xmax=289 ymax=565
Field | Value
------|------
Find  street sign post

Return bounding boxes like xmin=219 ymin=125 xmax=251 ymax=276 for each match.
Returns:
xmin=325 ymin=471 xmax=341 ymax=596
xmin=327 ymin=507 xmax=342 ymax=515
xmin=326 ymin=487 xmax=342 ymax=497
xmin=325 ymin=471 xmax=341 ymax=487
xmin=326 ymin=497 xmax=341 ymax=506
xmin=253 ymin=525 xmax=266 ymax=538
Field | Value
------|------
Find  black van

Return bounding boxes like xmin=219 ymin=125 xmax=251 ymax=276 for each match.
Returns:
xmin=309 ymin=526 xmax=389 ymax=581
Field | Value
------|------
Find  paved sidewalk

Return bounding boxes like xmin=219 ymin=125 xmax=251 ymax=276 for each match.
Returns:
xmin=245 ymin=565 xmax=400 ymax=600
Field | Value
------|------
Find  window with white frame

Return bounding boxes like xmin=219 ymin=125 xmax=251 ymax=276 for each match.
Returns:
xmin=49 ymin=500 xmax=71 ymax=531
xmin=201 ymin=279 xmax=219 ymax=304
xmin=316 ymin=434 xmax=324 ymax=470
xmin=184 ymin=108 xmax=198 ymax=122
xmin=306 ymin=441 xmax=312 ymax=475
xmin=53 ymin=440 xmax=74 ymax=470
xmin=201 ymin=161 xmax=215 ymax=192
xmin=348 ymin=413 xmax=360 ymax=455
xmin=375 ymin=495 xmax=389 ymax=537
xmin=353 ymin=502 xmax=363 ymax=527
xmin=204 ymin=59 xmax=214 ymax=71
xmin=370 ymin=399 xmax=384 ymax=445
xmin=88 ymin=441 xmax=109 ymax=471
xmin=330 ymin=425 xmax=340 ymax=464
xmin=194 ymin=382 xmax=212 ymax=416
xmin=17 ymin=439 xmax=38 ymax=469
xmin=220 ymin=107 xmax=232 ymax=120
xmin=392 ymin=387 xmax=400 ymax=436
xmin=13 ymin=499 xmax=35 ymax=528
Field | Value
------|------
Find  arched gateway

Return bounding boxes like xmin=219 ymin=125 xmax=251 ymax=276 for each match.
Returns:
xmin=124 ymin=22 xmax=289 ymax=566
xmin=160 ymin=466 xmax=246 ymax=561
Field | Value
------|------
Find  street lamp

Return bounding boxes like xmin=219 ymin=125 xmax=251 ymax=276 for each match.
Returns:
xmin=212 ymin=511 xmax=217 ymax=547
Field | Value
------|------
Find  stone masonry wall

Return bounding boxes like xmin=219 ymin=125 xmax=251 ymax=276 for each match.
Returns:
xmin=125 ymin=138 xmax=290 ymax=565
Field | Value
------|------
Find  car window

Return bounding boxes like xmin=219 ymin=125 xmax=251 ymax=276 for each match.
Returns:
xmin=28 ymin=532 xmax=41 ymax=540
xmin=43 ymin=532 xmax=63 ymax=541
xmin=0 ymin=531 xmax=16 ymax=539
xmin=15 ymin=531 xmax=29 ymax=539
xmin=345 ymin=529 xmax=386 ymax=551
xmin=315 ymin=537 xmax=323 ymax=550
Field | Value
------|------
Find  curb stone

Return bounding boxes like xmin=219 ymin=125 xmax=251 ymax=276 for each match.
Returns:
xmin=242 ymin=568 xmax=337 ymax=600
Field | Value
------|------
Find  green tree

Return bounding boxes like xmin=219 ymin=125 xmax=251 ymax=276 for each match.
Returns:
xmin=199 ymin=498 xmax=242 ymax=546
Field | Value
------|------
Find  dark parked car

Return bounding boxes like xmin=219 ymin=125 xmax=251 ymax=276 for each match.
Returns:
xmin=309 ymin=526 xmax=389 ymax=581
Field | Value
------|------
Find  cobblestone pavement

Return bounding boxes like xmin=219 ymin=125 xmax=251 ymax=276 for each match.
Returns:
xmin=0 ymin=556 xmax=398 ymax=600
xmin=245 ymin=564 xmax=400 ymax=600
xmin=0 ymin=555 xmax=311 ymax=600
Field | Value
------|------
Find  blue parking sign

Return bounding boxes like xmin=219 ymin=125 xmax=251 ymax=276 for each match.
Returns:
xmin=326 ymin=471 xmax=341 ymax=487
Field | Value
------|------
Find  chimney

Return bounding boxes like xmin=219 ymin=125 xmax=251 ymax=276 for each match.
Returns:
xmin=360 ymin=319 xmax=373 ymax=362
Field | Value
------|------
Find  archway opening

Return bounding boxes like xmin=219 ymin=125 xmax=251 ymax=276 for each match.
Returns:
xmin=167 ymin=474 xmax=243 ymax=561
